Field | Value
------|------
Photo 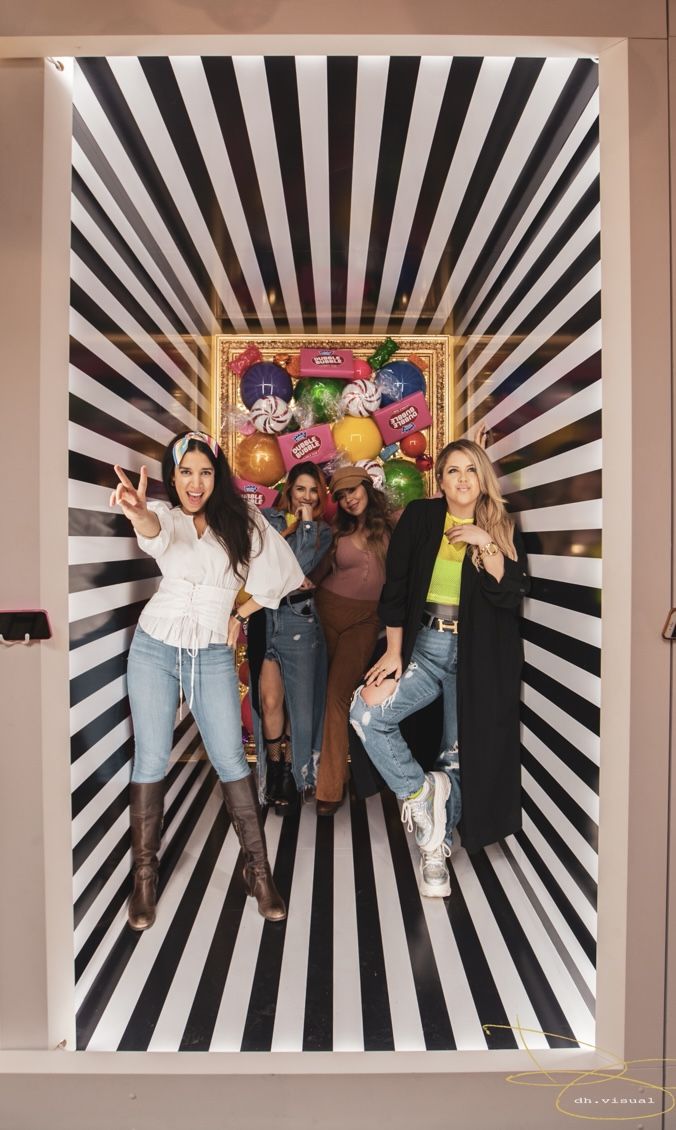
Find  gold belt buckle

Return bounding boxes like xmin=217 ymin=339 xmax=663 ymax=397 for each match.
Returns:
xmin=436 ymin=617 xmax=458 ymax=634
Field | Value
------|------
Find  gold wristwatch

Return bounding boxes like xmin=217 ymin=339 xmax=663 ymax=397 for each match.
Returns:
xmin=478 ymin=541 xmax=499 ymax=558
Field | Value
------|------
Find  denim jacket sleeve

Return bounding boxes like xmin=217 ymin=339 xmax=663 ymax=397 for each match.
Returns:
xmin=290 ymin=520 xmax=333 ymax=576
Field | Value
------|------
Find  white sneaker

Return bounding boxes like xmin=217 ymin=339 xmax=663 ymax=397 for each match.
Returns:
xmin=418 ymin=842 xmax=452 ymax=898
xmin=400 ymin=771 xmax=451 ymax=851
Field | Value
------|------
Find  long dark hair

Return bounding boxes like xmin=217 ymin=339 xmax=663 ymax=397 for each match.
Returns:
xmin=275 ymin=461 xmax=328 ymax=540
xmin=330 ymin=478 xmax=394 ymax=567
xmin=161 ymin=431 xmax=257 ymax=580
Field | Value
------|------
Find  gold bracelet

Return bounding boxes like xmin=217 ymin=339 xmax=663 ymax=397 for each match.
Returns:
xmin=478 ymin=541 xmax=500 ymax=558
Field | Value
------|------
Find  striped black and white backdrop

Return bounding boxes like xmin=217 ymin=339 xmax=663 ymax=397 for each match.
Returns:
xmin=68 ymin=54 xmax=598 ymax=1052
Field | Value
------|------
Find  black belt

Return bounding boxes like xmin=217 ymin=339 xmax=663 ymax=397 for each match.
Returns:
xmin=283 ymin=590 xmax=314 ymax=606
xmin=421 ymin=611 xmax=459 ymax=634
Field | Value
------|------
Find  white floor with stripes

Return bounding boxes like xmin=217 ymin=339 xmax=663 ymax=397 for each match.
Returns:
xmin=74 ymin=766 xmax=596 ymax=1054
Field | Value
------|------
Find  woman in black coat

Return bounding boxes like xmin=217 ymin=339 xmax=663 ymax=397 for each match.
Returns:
xmin=350 ymin=438 xmax=529 ymax=898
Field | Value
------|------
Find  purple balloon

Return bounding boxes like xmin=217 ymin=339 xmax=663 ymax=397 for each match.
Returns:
xmin=240 ymin=363 xmax=293 ymax=409
xmin=376 ymin=360 xmax=426 ymax=407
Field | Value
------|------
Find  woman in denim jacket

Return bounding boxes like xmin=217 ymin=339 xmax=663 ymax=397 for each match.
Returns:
xmin=248 ymin=462 xmax=332 ymax=811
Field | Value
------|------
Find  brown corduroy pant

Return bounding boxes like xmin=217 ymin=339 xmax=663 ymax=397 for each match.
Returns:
xmin=314 ymin=587 xmax=381 ymax=803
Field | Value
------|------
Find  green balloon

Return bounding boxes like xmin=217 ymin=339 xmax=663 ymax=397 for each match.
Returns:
xmin=383 ymin=459 xmax=426 ymax=508
xmin=294 ymin=378 xmax=344 ymax=424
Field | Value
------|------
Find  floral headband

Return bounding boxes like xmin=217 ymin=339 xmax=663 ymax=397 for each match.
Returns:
xmin=172 ymin=432 xmax=220 ymax=466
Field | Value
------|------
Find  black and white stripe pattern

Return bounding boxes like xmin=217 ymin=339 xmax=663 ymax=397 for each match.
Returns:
xmin=68 ymin=53 xmax=599 ymax=1051
xmin=454 ymin=60 xmax=600 ymax=1014
xmin=76 ymin=791 xmax=594 ymax=1052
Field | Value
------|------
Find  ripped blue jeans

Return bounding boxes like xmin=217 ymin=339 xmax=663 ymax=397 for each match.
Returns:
xmin=350 ymin=624 xmax=461 ymax=843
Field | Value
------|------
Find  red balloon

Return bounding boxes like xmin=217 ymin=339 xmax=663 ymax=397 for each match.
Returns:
xmin=241 ymin=692 xmax=253 ymax=735
xmin=401 ymin=432 xmax=427 ymax=458
xmin=238 ymin=660 xmax=250 ymax=686
xmin=415 ymin=454 xmax=434 ymax=472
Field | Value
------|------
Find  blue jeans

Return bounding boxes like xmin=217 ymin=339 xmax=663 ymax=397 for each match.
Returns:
xmin=349 ymin=625 xmax=462 ymax=842
xmin=254 ymin=596 xmax=327 ymax=795
xmin=127 ymin=625 xmax=249 ymax=784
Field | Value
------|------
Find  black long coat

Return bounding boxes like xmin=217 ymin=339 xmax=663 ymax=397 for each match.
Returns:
xmin=378 ymin=496 xmax=530 ymax=854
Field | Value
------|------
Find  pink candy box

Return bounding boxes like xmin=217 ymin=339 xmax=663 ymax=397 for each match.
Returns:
xmin=299 ymin=347 xmax=354 ymax=379
xmin=373 ymin=391 xmax=432 ymax=445
xmin=233 ymin=477 xmax=279 ymax=509
xmin=277 ymin=425 xmax=337 ymax=471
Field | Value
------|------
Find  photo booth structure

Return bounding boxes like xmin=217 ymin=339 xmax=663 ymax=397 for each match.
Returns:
xmin=66 ymin=55 xmax=600 ymax=1054
xmin=2 ymin=8 xmax=673 ymax=1126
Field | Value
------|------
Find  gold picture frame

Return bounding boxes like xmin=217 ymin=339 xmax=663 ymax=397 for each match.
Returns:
xmin=212 ymin=334 xmax=453 ymax=493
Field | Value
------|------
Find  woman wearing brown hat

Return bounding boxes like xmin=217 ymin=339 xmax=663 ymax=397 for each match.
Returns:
xmin=312 ymin=465 xmax=396 ymax=815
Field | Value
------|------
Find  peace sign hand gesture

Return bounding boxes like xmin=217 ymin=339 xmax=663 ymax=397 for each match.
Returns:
xmin=109 ymin=465 xmax=160 ymax=538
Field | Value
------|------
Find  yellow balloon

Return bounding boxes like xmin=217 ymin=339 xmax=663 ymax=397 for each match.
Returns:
xmin=332 ymin=416 xmax=383 ymax=462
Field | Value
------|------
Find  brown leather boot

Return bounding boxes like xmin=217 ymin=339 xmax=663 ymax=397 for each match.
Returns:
xmin=220 ymin=775 xmax=286 ymax=921
xmin=128 ymin=780 xmax=164 ymax=931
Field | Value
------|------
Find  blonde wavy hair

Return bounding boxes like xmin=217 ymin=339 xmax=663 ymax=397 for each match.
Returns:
xmin=435 ymin=439 xmax=517 ymax=565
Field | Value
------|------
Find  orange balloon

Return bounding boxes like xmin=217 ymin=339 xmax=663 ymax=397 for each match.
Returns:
xmin=332 ymin=416 xmax=382 ymax=462
xmin=235 ymin=433 xmax=285 ymax=487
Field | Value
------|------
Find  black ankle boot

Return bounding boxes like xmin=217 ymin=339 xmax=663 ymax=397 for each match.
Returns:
xmin=277 ymin=761 xmax=298 ymax=815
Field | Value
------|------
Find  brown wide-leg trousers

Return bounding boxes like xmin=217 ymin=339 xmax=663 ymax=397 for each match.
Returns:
xmin=314 ymin=588 xmax=380 ymax=803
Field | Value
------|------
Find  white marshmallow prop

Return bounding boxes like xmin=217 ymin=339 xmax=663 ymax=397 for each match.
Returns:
xmin=339 ymin=378 xmax=382 ymax=418
xmin=249 ymin=395 xmax=294 ymax=434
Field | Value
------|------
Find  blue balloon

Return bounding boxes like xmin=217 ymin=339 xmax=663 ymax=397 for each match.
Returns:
xmin=240 ymin=363 xmax=293 ymax=408
xmin=376 ymin=360 xmax=426 ymax=407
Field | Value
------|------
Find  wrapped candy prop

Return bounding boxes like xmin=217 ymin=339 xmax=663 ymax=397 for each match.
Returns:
xmin=299 ymin=347 xmax=354 ymax=379
xmin=235 ymin=433 xmax=286 ymax=487
xmin=380 ymin=443 xmax=399 ymax=460
xmin=249 ymin=395 xmax=293 ymax=434
xmin=221 ymin=403 xmax=256 ymax=437
xmin=383 ymin=459 xmax=426 ymax=508
xmin=240 ymin=362 xmax=293 ymax=409
xmin=374 ymin=391 xmax=433 ymax=445
xmin=376 ymin=360 xmax=426 ymax=407
xmin=416 ymin=454 xmax=434 ymax=472
xmin=323 ymin=493 xmax=338 ymax=523
xmin=407 ymin=353 xmax=429 ymax=373
xmin=233 ymin=477 xmax=279 ymax=508
xmin=332 ymin=415 xmax=383 ymax=463
xmin=278 ymin=424 xmax=338 ymax=471
xmin=356 ymin=458 xmax=385 ymax=490
xmin=400 ymin=431 xmax=428 ymax=458
xmin=294 ymin=377 xmax=344 ymax=424
xmin=339 ymin=379 xmax=382 ymax=418
xmin=367 ymin=337 xmax=399 ymax=371
xmin=229 ymin=343 xmax=262 ymax=377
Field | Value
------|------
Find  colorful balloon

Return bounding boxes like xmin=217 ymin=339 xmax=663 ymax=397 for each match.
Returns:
xmin=400 ymin=431 xmax=428 ymax=458
xmin=376 ymin=361 xmax=426 ymax=407
xmin=235 ymin=433 xmax=286 ymax=487
xmin=332 ymin=416 xmax=383 ymax=463
xmin=294 ymin=378 xmax=343 ymax=423
xmin=354 ymin=358 xmax=374 ymax=380
xmin=240 ymin=362 xmax=293 ymax=409
xmin=383 ymin=459 xmax=426 ymax=508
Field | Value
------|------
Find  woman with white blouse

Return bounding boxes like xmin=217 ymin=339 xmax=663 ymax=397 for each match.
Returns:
xmin=110 ymin=430 xmax=304 ymax=930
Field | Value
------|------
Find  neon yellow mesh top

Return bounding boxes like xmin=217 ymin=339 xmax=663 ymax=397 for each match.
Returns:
xmin=425 ymin=512 xmax=475 ymax=605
